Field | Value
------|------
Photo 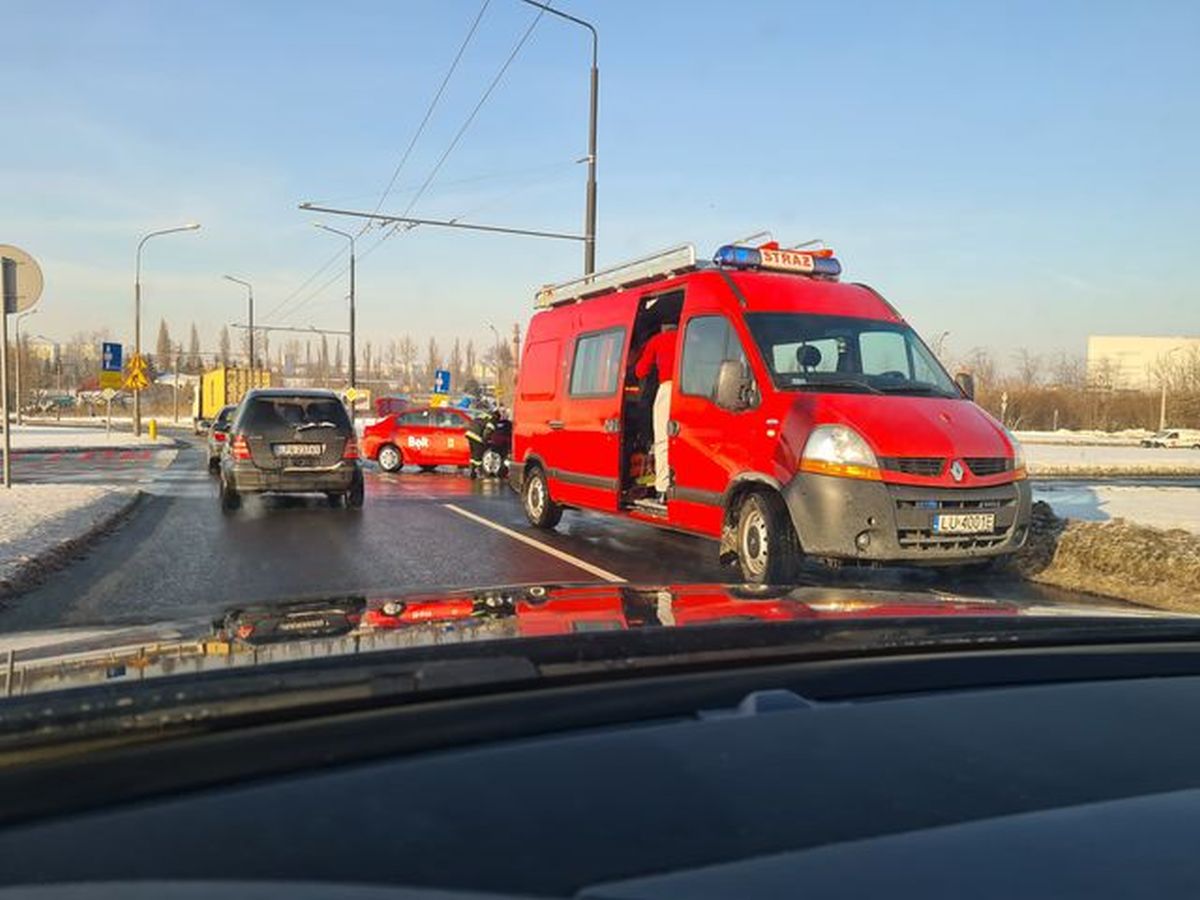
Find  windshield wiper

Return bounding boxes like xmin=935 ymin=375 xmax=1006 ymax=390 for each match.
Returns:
xmin=295 ymin=421 xmax=339 ymax=431
xmin=874 ymin=383 xmax=956 ymax=397
xmin=789 ymin=379 xmax=884 ymax=395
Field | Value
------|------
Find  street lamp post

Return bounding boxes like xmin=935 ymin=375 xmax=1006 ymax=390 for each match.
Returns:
xmin=222 ymin=276 xmax=255 ymax=373
xmin=519 ymin=0 xmax=598 ymax=276
xmin=313 ymin=224 xmax=356 ymax=392
xmin=134 ymin=224 xmax=200 ymax=436
xmin=14 ymin=310 xmax=38 ymax=426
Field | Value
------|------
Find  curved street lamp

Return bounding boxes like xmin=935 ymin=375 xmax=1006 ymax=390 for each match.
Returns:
xmin=223 ymin=275 xmax=255 ymax=371
xmin=134 ymin=223 xmax=200 ymax=436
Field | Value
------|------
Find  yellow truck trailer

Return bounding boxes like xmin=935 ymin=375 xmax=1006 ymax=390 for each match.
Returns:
xmin=192 ymin=368 xmax=271 ymax=432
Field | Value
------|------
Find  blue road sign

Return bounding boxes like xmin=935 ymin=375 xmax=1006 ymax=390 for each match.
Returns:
xmin=433 ymin=368 xmax=451 ymax=394
xmin=102 ymin=342 xmax=123 ymax=372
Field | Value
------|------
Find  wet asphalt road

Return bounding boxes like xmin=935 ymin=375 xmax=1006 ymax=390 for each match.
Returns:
xmin=0 ymin=440 xmax=1117 ymax=631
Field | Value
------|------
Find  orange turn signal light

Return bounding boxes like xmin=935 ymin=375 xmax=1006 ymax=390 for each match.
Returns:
xmin=799 ymin=458 xmax=882 ymax=481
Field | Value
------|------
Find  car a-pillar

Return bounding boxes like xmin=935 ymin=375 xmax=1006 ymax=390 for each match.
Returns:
xmin=720 ymin=479 xmax=801 ymax=584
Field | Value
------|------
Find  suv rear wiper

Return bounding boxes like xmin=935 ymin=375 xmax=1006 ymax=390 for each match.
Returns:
xmin=295 ymin=421 xmax=339 ymax=432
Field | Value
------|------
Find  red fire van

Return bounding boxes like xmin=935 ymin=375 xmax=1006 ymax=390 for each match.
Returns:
xmin=509 ymin=240 xmax=1032 ymax=582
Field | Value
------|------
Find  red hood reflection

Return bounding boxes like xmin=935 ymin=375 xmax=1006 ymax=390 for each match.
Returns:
xmin=361 ymin=584 xmax=1019 ymax=635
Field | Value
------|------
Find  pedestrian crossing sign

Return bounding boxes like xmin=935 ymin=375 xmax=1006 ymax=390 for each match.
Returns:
xmin=124 ymin=353 xmax=150 ymax=391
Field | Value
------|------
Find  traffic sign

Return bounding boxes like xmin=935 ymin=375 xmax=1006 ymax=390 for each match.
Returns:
xmin=99 ymin=371 xmax=123 ymax=390
xmin=344 ymin=387 xmax=359 ymax=402
xmin=124 ymin=353 xmax=150 ymax=391
xmin=101 ymin=388 xmax=117 ymax=401
xmin=0 ymin=245 xmax=43 ymax=314
xmin=433 ymin=368 xmax=451 ymax=394
xmin=101 ymin=342 xmax=123 ymax=372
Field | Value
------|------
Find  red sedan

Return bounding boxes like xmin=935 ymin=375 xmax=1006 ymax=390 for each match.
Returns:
xmin=362 ymin=406 xmax=475 ymax=472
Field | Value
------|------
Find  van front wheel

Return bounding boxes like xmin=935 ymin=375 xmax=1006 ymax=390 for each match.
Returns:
xmin=736 ymin=492 xmax=800 ymax=584
xmin=523 ymin=467 xmax=562 ymax=530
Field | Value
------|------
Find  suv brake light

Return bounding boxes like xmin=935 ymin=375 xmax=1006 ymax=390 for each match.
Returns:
xmin=343 ymin=437 xmax=359 ymax=460
xmin=231 ymin=435 xmax=252 ymax=460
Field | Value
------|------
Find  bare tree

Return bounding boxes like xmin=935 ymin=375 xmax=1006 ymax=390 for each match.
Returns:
xmin=219 ymin=326 xmax=231 ymax=367
xmin=398 ymin=335 xmax=418 ymax=390
xmin=425 ymin=337 xmax=441 ymax=388
xmin=1011 ymin=349 xmax=1043 ymax=388
xmin=187 ymin=323 xmax=201 ymax=372
xmin=449 ymin=338 xmax=463 ymax=389
xmin=155 ymin=319 xmax=172 ymax=370
xmin=465 ymin=339 xmax=476 ymax=382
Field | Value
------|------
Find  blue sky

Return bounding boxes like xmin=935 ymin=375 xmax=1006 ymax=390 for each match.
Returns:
xmin=3 ymin=0 xmax=1198 ymax=368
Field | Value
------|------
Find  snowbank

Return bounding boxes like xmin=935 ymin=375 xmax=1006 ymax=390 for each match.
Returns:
xmin=1025 ymin=442 xmax=1200 ymax=477
xmin=1035 ymin=483 xmax=1200 ymax=535
xmin=1015 ymin=428 xmax=1152 ymax=446
xmin=1016 ymin=502 xmax=1200 ymax=613
xmin=0 ymin=485 xmax=141 ymax=595
xmin=5 ymin=425 xmax=174 ymax=452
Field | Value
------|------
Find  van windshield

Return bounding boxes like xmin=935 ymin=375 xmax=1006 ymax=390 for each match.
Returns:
xmin=745 ymin=313 xmax=960 ymax=397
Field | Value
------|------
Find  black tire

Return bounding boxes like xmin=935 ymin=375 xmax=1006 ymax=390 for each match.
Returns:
xmin=220 ymin=478 xmax=241 ymax=514
xmin=420 ymin=465 xmax=438 ymax=473
xmin=346 ymin=471 xmax=365 ymax=509
xmin=326 ymin=492 xmax=344 ymax=508
xmin=207 ymin=457 xmax=220 ymax=474
xmin=735 ymin=491 xmax=800 ymax=584
xmin=523 ymin=466 xmax=562 ymax=529
xmin=377 ymin=443 xmax=403 ymax=473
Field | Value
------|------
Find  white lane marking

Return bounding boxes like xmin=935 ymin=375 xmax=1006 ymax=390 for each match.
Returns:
xmin=442 ymin=503 xmax=626 ymax=583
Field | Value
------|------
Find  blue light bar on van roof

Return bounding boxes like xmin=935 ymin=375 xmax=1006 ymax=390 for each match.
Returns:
xmin=714 ymin=244 xmax=842 ymax=279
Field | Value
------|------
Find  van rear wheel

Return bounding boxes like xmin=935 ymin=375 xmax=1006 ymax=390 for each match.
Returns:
xmin=523 ymin=467 xmax=562 ymax=529
xmin=736 ymin=492 xmax=800 ymax=584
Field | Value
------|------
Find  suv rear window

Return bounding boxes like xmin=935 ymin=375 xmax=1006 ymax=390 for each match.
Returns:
xmin=241 ymin=397 xmax=351 ymax=432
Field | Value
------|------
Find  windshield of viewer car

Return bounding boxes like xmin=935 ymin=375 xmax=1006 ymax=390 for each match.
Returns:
xmin=746 ymin=313 xmax=959 ymax=396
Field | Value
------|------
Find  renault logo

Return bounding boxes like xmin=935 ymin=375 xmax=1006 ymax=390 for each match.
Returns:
xmin=950 ymin=460 xmax=965 ymax=482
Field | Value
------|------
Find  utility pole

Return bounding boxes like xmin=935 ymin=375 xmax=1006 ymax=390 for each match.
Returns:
xmin=223 ymin=276 xmax=254 ymax=373
xmin=313 ymin=224 xmax=356 ymax=390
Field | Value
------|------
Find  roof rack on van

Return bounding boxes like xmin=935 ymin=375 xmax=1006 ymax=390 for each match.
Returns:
xmin=535 ymin=244 xmax=698 ymax=308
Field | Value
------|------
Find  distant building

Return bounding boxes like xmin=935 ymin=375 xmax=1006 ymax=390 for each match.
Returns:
xmin=26 ymin=335 xmax=60 ymax=366
xmin=1086 ymin=335 xmax=1200 ymax=389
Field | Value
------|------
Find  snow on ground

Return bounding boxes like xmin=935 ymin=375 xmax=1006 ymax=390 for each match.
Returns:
xmin=1025 ymin=442 xmax=1200 ymax=476
xmin=1035 ymin=483 xmax=1200 ymax=535
xmin=0 ymin=485 xmax=138 ymax=588
xmin=1015 ymin=428 xmax=1152 ymax=446
xmin=5 ymin=425 xmax=174 ymax=452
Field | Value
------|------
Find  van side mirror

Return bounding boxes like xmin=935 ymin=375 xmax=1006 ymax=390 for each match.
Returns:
xmin=954 ymin=372 xmax=975 ymax=400
xmin=715 ymin=360 xmax=752 ymax=411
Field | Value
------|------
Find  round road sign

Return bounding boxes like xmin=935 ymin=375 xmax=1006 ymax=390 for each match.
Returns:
xmin=0 ymin=245 xmax=43 ymax=314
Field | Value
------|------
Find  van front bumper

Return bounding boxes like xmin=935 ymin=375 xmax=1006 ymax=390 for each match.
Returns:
xmin=781 ymin=473 xmax=1033 ymax=565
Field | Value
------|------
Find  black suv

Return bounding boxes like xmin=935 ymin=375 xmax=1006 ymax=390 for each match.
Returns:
xmin=219 ymin=388 xmax=364 ymax=512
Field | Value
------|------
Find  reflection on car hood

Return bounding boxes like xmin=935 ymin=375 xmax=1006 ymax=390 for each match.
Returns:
xmin=0 ymin=583 xmax=1180 ymax=698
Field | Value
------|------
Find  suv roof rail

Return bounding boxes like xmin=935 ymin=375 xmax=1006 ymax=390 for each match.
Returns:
xmin=535 ymin=244 xmax=698 ymax=308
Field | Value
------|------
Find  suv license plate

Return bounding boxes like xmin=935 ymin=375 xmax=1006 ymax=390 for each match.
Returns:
xmin=274 ymin=443 xmax=323 ymax=458
xmin=934 ymin=513 xmax=995 ymax=534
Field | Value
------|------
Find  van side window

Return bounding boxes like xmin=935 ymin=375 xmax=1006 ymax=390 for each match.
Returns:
xmin=569 ymin=328 xmax=626 ymax=397
xmin=681 ymin=316 xmax=750 ymax=400
xmin=520 ymin=340 xmax=561 ymax=400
